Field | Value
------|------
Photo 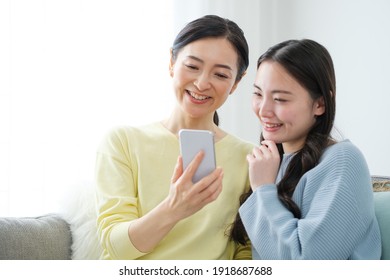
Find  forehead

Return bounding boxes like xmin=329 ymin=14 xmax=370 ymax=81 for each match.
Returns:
xmin=178 ymin=37 xmax=238 ymax=68
xmin=256 ymin=61 xmax=306 ymax=93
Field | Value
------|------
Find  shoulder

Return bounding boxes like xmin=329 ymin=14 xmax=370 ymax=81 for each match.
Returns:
xmin=302 ymin=140 xmax=372 ymax=202
xmin=97 ymin=122 xmax=167 ymax=153
xmin=315 ymin=139 xmax=370 ymax=180
xmin=322 ymin=140 xmax=367 ymax=164
xmin=102 ymin=122 xmax=166 ymax=141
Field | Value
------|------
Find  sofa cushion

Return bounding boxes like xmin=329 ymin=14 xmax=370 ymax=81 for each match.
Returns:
xmin=0 ymin=214 xmax=72 ymax=260
xmin=374 ymin=191 xmax=390 ymax=260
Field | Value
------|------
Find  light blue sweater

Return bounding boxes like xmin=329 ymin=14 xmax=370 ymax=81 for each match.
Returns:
xmin=239 ymin=140 xmax=382 ymax=259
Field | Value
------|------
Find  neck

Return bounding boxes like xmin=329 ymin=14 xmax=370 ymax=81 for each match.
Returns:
xmin=161 ymin=111 xmax=226 ymax=141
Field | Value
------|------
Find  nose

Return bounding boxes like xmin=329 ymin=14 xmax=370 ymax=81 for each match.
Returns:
xmin=253 ymin=96 xmax=274 ymax=118
xmin=194 ymin=73 xmax=211 ymax=91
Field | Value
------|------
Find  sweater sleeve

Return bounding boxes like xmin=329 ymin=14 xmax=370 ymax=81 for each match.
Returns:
xmin=95 ymin=128 xmax=147 ymax=259
xmin=239 ymin=142 xmax=378 ymax=259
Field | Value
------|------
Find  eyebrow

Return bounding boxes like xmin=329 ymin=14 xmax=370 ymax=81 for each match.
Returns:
xmin=253 ymin=84 xmax=293 ymax=94
xmin=187 ymin=55 xmax=233 ymax=71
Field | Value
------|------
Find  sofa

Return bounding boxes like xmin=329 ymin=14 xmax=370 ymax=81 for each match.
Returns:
xmin=0 ymin=214 xmax=72 ymax=259
xmin=0 ymin=181 xmax=102 ymax=260
xmin=1 ymin=177 xmax=389 ymax=260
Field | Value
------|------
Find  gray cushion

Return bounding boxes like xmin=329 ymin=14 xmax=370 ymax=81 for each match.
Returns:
xmin=0 ymin=214 xmax=72 ymax=260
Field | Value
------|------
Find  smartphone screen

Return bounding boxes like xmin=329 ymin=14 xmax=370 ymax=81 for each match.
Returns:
xmin=179 ymin=129 xmax=216 ymax=183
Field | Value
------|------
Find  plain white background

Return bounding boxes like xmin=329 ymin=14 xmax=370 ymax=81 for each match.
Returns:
xmin=0 ymin=0 xmax=175 ymax=216
xmin=1 ymin=0 xmax=389 ymax=216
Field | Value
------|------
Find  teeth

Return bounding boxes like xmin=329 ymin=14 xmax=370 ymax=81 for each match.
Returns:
xmin=265 ymin=123 xmax=281 ymax=128
xmin=188 ymin=91 xmax=209 ymax=100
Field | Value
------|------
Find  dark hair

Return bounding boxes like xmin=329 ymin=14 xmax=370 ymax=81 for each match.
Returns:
xmin=171 ymin=15 xmax=249 ymax=125
xmin=230 ymin=39 xmax=336 ymax=245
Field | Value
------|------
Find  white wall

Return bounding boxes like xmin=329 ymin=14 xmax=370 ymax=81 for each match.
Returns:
xmin=173 ymin=0 xmax=390 ymax=176
xmin=0 ymin=0 xmax=176 ymax=216
xmin=264 ymin=0 xmax=390 ymax=176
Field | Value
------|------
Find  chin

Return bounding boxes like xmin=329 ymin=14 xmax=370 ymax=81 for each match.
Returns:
xmin=265 ymin=139 xmax=285 ymax=148
xmin=262 ymin=134 xmax=278 ymax=142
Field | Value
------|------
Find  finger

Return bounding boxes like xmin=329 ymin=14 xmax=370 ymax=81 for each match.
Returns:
xmin=258 ymin=144 xmax=272 ymax=157
xmin=261 ymin=140 xmax=280 ymax=156
xmin=246 ymin=153 xmax=255 ymax=163
xmin=252 ymin=146 xmax=263 ymax=159
xmin=198 ymin=169 xmax=224 ymax=204
xmin=171 ymin=156 xmax=183 ymax=183
xmin=182 ymin=150 xmax=205 ymax=181
xmin=192 ymin=167 xmax=222 ymax=193
xmin=201 ymin=178 xmax=223 ymax=205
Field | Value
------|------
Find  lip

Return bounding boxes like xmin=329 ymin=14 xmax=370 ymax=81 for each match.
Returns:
xmin=186 ymin=90 xmax=211 ymax=104
xmin=262 ymin=121 xmax=283 ymax=132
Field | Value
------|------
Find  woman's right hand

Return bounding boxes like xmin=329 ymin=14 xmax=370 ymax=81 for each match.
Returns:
xmin=247 ymin=140 xmax=280 ymax=191
xmin=167 ymin=151 xmax=224 ymax=222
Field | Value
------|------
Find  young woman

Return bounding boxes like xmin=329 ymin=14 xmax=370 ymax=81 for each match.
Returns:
xmin=231 ymin=39 xmax=381 ymax=259
xmin=95 ymin=15 xmax=254 ymax=259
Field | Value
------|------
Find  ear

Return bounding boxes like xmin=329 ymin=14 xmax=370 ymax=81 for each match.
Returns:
xmin=314 ymin=96 xmax=325 ymax=116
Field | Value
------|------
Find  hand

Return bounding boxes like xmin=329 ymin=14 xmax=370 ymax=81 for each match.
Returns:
xmin=246 ymin=140 xmax=280 ymax=191
xmin=167 ymin=151 xmax=223 ymax=222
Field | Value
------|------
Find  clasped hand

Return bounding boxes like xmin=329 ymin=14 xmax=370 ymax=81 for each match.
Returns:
xmin=247 ymin=140 xmax=280 ymax=191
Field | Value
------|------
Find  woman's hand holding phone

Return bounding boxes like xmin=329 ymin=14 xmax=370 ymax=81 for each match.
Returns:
xmin=167 ymin=151 xmax=223 ymax=222
xmin=127 ymin=151 xmax=223 ymax=254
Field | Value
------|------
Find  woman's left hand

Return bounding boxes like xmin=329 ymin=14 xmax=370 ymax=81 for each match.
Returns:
xmin=247 ymin=140 xmax=280 ymax=191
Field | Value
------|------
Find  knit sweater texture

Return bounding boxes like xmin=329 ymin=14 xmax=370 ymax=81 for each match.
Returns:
xmin=239 ymin=140 xmax=381 ymax=259
xmin=95 ymin=122 xmax=254 ymax=259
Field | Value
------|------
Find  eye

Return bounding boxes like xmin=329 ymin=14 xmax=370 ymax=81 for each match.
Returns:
xmin=185 ymin=64 xmax=198 ymax=70
xmin=253 ymin=91 xmax=262 ymax=97
xmin=274 ymin=97 xmax=287 ymax=102
xmin=215 ymin=73 xmax=229 ymax=79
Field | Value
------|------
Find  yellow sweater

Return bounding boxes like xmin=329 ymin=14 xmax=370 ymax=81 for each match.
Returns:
xmin=95 ymin=122 xmax=254 ymax=260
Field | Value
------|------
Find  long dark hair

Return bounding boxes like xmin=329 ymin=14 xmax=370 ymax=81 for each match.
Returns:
xmin=171 ymin=15 xmax=249 ymax=125
xmin=230 ymin=39 xmax=336 ymax=245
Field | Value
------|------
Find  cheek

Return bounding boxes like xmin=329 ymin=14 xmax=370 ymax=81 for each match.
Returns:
xmin=280 ymin=110 xmax=298 ymax=123
xmin=217 ymin=91 xmax=230 ymax=106
xmin=281 ymin=106 xmax=312 ymax=125
xmin=251 ymin=97 xmax=260 ymax=115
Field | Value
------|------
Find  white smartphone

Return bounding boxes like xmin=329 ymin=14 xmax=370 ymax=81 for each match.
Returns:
xmin=179 ymin=129 xmax=216 ymax=183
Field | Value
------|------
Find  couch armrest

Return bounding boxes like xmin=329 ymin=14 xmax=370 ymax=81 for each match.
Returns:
xmin=0 ymin=214 xmax=72 ymax=260
xmin=372 ymin=176 xmax=390 ymax=260
xmin=374 ymin=191 xmax=390 ymax=260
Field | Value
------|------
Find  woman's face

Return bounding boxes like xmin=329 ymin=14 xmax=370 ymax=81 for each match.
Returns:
xmin=252 ymin=61 xmax=325 ymax=153
xmin=170 ymin=37 xmax=239 ymax=121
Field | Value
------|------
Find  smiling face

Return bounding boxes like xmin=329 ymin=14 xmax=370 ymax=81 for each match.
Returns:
xmin=170 ymin=37 xmax=239 ymax=123
xmin=253 ymin=61 xmax=325 ymax=153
